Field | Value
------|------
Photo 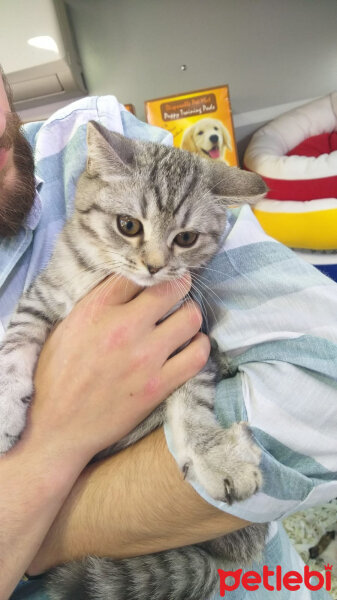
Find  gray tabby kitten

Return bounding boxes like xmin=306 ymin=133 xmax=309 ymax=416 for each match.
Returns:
xmin=0 ymin=121 xmax=268 ymax=600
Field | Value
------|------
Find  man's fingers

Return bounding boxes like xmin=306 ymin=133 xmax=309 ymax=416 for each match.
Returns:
xmin=160 ymin=332 xmax=211 ymax=398
xmin=78 ymin=274 xmax=143 ymax=315
xmin=151 ymin=301 xmax=202 ymax=363
xmin=126 ymin=274 xmax=192 ymax=327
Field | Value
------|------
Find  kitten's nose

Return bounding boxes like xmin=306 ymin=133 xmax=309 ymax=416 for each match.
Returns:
xmin=146 ymin=264 xmax=163 ymax=275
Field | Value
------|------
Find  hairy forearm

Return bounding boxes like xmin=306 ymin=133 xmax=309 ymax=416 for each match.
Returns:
xmin=0 ymin=434 xmax=87 ymax=600
xmin=29 ymin=428 xmax=248 ymax=574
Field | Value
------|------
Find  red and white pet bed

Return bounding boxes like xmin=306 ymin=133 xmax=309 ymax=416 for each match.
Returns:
xmin=244 ymin=93 xmax=337 ymax=251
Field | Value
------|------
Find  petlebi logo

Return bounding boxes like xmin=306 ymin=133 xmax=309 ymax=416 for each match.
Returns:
xmin=217 ymin=564 xmax=333 ymax=596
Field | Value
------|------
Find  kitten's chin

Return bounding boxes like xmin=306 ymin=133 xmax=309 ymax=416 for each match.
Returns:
xmin=124 ymin=272 xmax=162 ymax=287
xmin=125 ymin=271 xmax=186 ymax=288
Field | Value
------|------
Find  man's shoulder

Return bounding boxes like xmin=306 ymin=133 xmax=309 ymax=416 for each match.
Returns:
xmin=25 ymin=95 xmax=172 ymax=175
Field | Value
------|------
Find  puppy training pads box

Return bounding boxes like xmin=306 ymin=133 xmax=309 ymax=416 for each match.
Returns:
xmin=145 ymin=85 xmax=238 ymax=166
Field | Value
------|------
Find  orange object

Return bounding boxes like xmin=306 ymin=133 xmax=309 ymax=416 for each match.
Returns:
xmin=145 ymin=85 xmax=238 ymax=166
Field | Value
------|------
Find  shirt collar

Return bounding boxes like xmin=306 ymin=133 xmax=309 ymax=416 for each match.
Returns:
xmin=0 ymin=178 xmax=44 ymax=289
xmin=24 ymin=176 xmax=43 ymax=231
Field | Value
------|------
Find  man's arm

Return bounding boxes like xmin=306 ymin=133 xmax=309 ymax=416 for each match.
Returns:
xmin=29 ymin=428 xmax=248 ymax=574
xmin=0 ymin=274 xmax=211 ymax=598
xmin=0 ymin=432 xmax=88 ymax=600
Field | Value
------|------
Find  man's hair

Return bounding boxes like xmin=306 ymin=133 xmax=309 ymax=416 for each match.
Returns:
xmin=0 ymin=64 xmax=14 ymax=111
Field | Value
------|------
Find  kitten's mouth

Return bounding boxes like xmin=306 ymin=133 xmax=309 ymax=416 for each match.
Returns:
xmin=125 ymin=271 xmax=164 ymax=287
xmin=126 ymin=269 xmax=186 ymax=288
xmin=202 ymin=146 xmax=220 ymax=159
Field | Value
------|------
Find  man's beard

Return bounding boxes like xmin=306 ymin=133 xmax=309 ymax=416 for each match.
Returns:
xmin=0 ymin=112 xmax=36 ymax=237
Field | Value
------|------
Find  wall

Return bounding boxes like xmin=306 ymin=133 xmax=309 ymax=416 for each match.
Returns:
xmin=65 ymin=0 xmax=337 ymax=160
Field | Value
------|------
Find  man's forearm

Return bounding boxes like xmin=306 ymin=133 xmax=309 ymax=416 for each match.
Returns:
xmin=29 ymin=428 xmax=249 ymax=574
xmin=0 ymin=434 xmax=87 ymax=600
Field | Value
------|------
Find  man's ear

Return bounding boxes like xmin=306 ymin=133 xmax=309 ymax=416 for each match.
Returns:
xmin=86 ymin=121 xmax=136 ymax=179
xmin=206 ymin=161 xmax=267 ymax=206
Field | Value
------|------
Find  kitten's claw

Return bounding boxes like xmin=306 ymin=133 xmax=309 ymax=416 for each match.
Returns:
xmin=183 ymin=422 xmax=263 ymax=503
xmin=182 ymin=462 xmax=190 ymax=480
xmin=0 ymin=432 xmax=20 ymax=453
xmin=0 ymin=366 xmax=33 ymax=454
xmin=223 ymin=478 xmax=234 ymax=505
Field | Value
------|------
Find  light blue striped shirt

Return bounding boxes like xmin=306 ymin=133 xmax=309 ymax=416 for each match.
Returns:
xmin=4 ymin=96 xmax=336 ymax=600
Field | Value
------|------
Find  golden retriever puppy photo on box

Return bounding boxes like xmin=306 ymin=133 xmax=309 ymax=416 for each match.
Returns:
xmin=180 ymin=117 xmax=232 ymax=163
xmin=146 ymin=85 xmax=238 ymax=165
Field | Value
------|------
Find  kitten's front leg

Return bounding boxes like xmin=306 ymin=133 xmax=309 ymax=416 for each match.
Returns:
xmin=0 ymin=294 xmax=53 ymax=453
xmin=166 ymin=361 xmax=262 ymax=504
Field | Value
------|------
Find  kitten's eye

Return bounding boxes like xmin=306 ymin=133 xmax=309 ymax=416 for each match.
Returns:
xmin=117 ymin=215 xmax=143 ymax=237
xmin=174 ymin=231 xmax=199 ymax=247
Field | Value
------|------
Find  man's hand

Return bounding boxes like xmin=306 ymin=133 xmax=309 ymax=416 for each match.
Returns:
xmin=29 ymin=272 xmax=210 ymax=462
xmin=0 ymin=273 xmax=211 ymax=599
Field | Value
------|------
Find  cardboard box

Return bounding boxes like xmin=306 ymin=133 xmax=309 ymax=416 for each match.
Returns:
xmin=124 ymin=104 xmax=136 ymax=115
xmin=145 ymin=85 xmax=238 ymax=166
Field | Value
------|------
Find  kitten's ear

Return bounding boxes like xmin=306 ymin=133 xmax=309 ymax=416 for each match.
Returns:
xmin=86 ymin=121 xmax=135 ymax=179
xmin=207 ymin=161 xmax=267 ymax=205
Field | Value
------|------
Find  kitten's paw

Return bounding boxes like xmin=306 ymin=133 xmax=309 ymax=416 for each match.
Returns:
xmin=0 ymin=370 xmax=33 ymax=453
xmin=182 ymin=422 xmax=262 ymax=504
